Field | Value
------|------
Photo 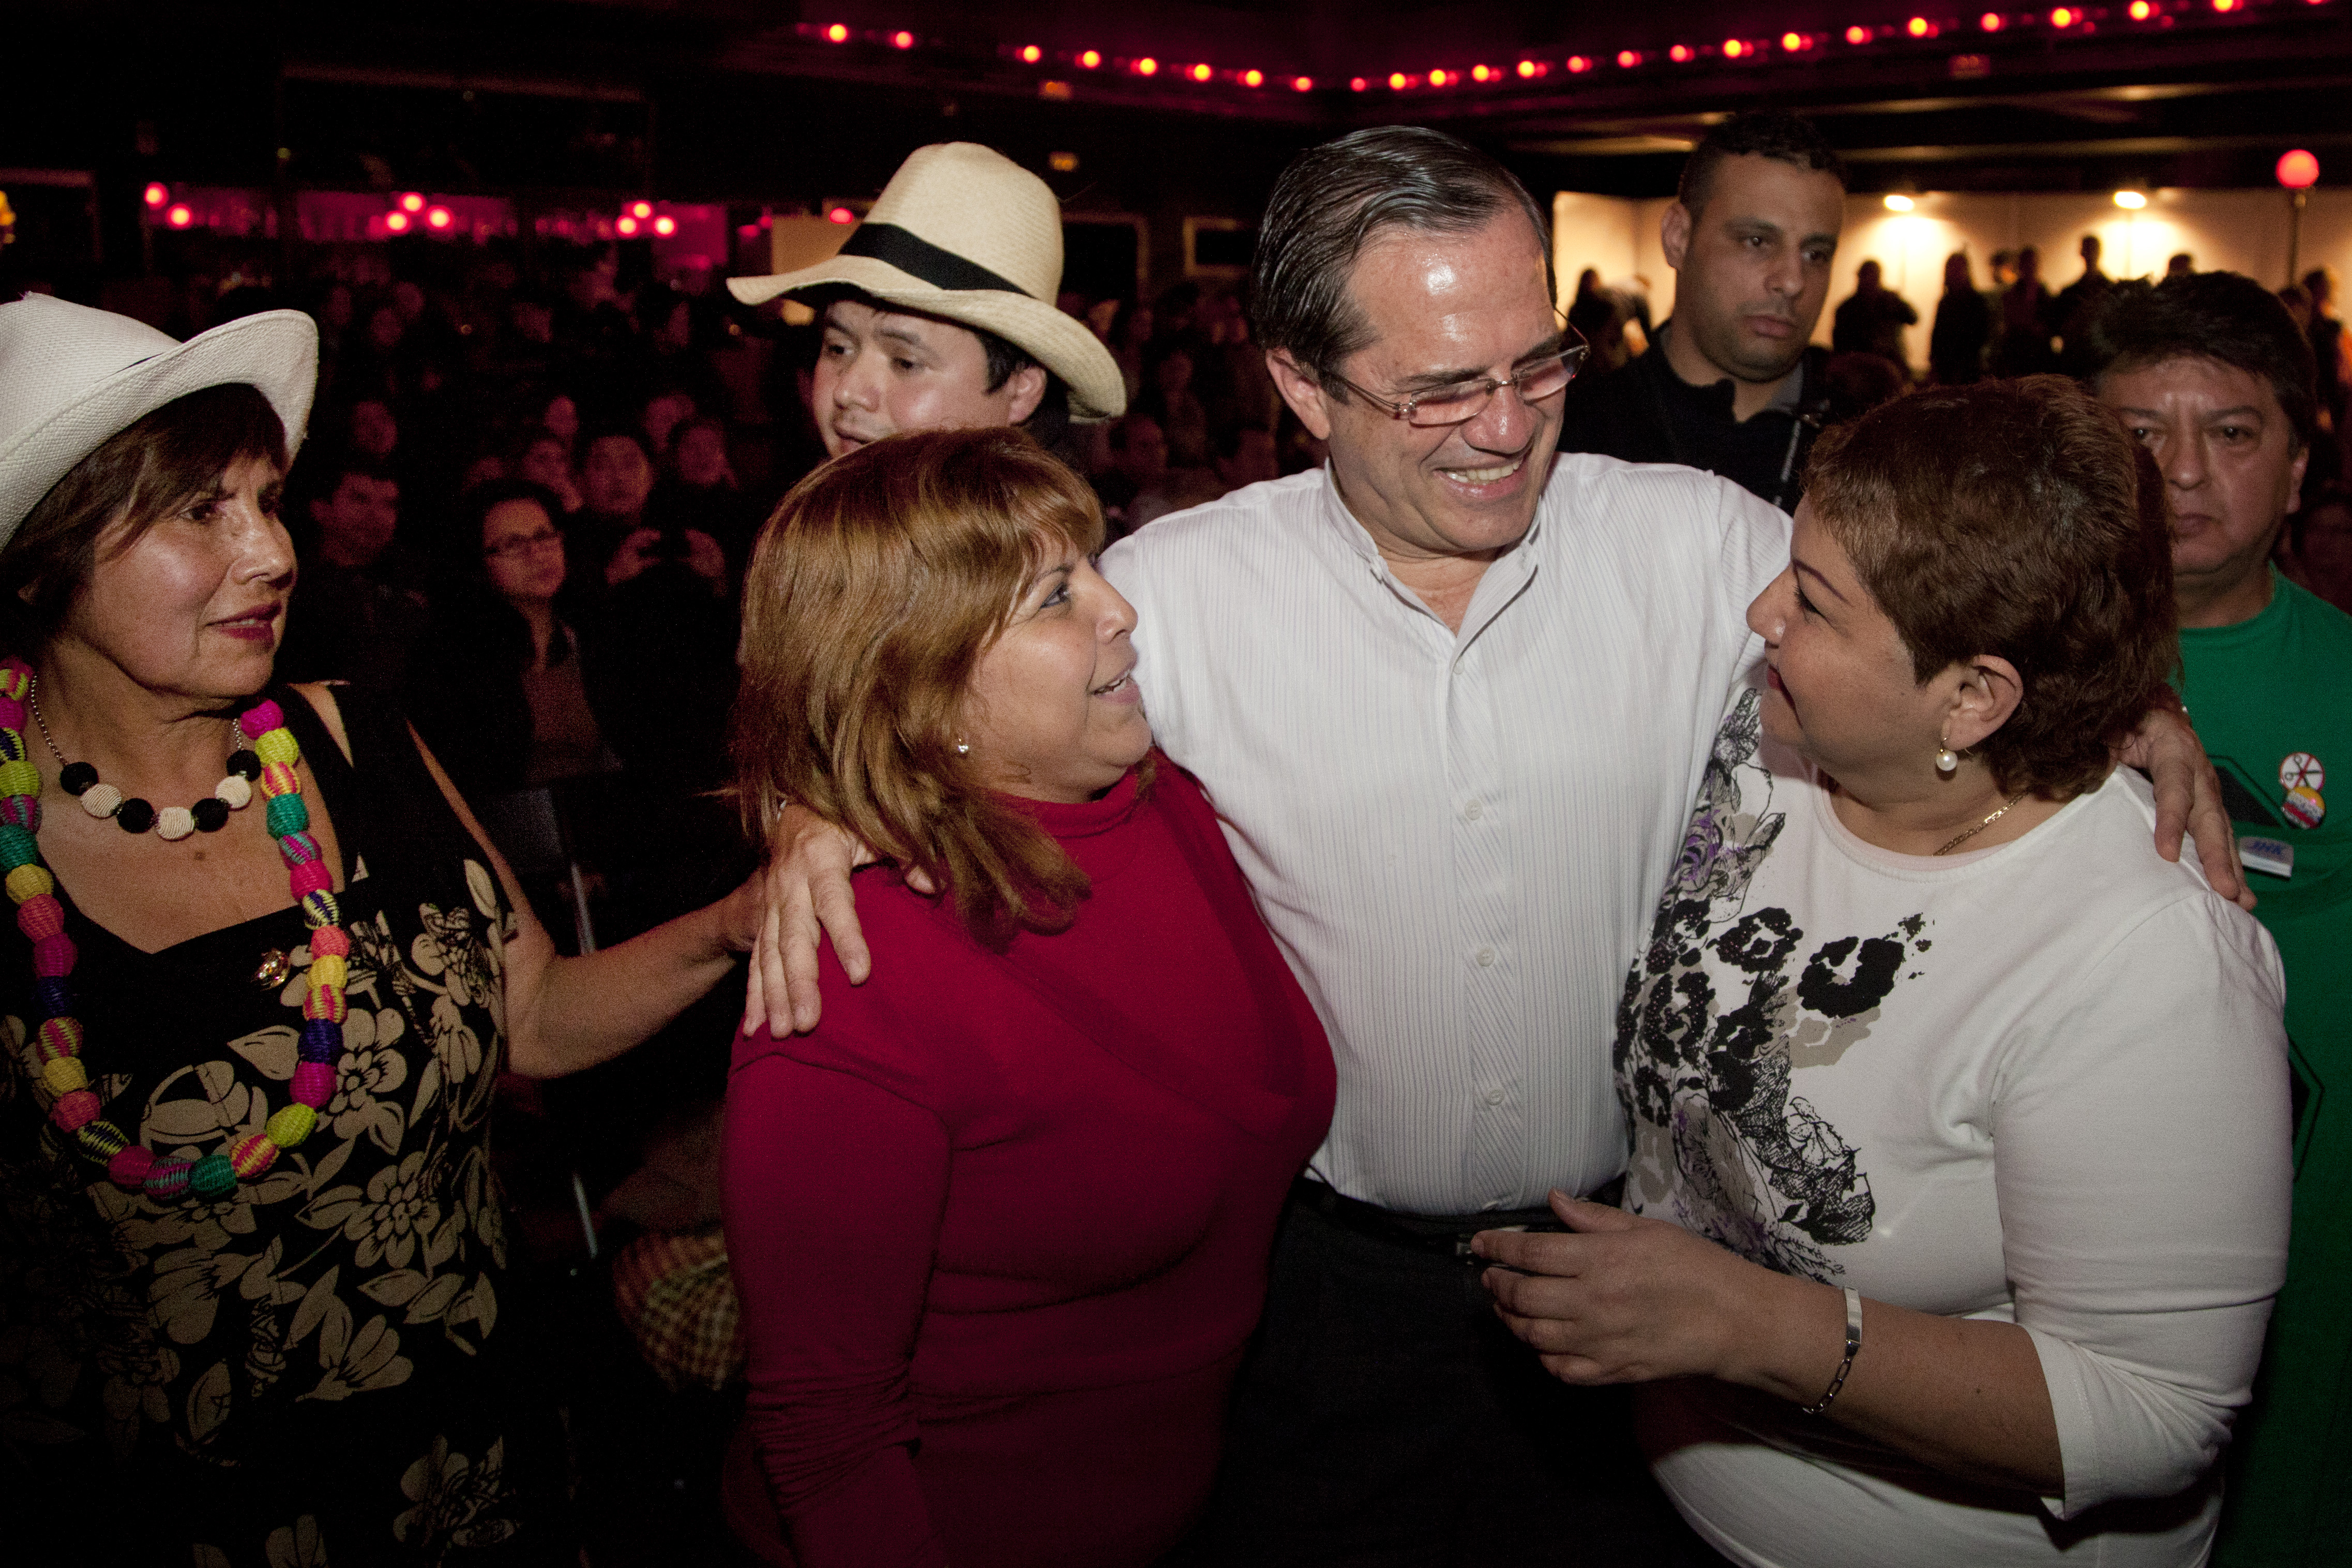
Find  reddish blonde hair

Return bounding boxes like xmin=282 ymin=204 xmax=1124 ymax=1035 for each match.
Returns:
xmin=732 ymin=426 xmax=1129 ymax=939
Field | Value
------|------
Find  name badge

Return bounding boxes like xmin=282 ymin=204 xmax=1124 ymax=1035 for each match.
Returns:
xmin=2239 ymin=835 xmax=2294 ymax=880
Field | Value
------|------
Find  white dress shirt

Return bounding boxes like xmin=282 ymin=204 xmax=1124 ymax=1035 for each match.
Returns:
xmin=1102 ymin=455 xmax=1789 ymax=1213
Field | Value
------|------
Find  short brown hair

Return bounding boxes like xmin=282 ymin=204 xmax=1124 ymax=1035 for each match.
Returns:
xmin=732 ymin=426 xmax=1133 ymax=939
xmin=0 ymin=383 xmax=288 ymax=655
xmin=1804 ymin=375 xmax=2176 ymax=801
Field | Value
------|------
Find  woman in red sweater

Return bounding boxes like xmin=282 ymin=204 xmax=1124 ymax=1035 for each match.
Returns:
xmin=720 ymin=428 xmax=1334 ymax=1567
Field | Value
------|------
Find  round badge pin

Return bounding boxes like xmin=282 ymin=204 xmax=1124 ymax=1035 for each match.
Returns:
xmin=2281 ymin=752 xmax=2325 ymax=792
xmin=2283 ymin=785 xmax=2326 ymax=830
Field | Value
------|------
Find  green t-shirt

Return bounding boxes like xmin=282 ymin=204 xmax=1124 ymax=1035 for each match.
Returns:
xmin=2181 ymin=570 xmax=2352 ymax=1566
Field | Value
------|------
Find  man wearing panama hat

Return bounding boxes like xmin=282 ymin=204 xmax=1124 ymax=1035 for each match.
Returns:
xmin=729 ymin=142 xmax=1126 ymax=460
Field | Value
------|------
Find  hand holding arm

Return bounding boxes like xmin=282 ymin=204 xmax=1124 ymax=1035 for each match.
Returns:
xmin=1476 ymin=1195 xmax=2061 ymax=1495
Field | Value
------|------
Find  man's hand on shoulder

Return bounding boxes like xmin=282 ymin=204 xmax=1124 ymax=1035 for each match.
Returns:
xmin=2121 ymin=702 xmax=2255 ymax=911
xmin=745 ymin=806 xmax=912 ymax=1036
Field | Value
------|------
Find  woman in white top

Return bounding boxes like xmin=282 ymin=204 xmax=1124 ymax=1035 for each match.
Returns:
xmin=1477 ymin=375 xmax=2292 ymax=1567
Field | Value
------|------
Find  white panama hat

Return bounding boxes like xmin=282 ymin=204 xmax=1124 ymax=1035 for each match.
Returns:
xmin=729 ymin=143 xmax=1128 ymax=423
xmin=0 ymin=295 xmax=320 ymax=550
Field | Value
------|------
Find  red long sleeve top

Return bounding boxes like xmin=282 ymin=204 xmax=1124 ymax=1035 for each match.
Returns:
xmin=721 ymin=760 xmax=1334 ymax=1567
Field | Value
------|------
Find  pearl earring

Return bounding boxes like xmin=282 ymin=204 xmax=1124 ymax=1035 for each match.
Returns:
xmin=1935 ymin=740 xmax=1959 ymax=775
xmin=955 ymin=737 xmax=970 ymax=756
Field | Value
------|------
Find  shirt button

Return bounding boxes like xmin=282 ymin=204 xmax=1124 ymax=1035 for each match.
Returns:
xmin=1484 ymin=1088 xmax=1505 ymax=1106
xmin=1464 ymin=798 xmax=1484 ymax=821
xmin=1476 ymin=946 xmax=1497 ymax=968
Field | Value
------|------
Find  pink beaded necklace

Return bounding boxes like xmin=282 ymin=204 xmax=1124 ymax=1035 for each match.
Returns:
xmin=0 ymin=656 xmax=349 ymax=1203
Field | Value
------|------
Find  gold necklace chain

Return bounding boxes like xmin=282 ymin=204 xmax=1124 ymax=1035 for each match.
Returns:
xmin=1934 ymin=789 xmax=2030 ymax=855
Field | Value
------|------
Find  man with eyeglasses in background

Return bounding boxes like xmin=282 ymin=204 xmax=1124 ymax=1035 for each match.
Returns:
xmin=757 ymin=123 xmax=2243 ymax=1565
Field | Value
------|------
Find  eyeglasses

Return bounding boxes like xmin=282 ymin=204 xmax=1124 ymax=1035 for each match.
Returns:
xmin=484 ymin=528 xmax=564 ymax=559
xmin=1319 ymin=337 xmax=1589 ymax=428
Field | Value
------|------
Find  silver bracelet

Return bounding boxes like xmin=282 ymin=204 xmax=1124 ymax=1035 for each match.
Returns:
xmin=1799 ymin=1287 xmax=1864 ymax=1416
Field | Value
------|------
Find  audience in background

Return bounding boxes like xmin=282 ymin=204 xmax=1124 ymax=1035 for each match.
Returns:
xmin=276 ymin=452 xmax=430 ymax=697
xmin=1829 ymin=258 xmax=1917 ymax=369
xmin=1992 ymin=243 xmax=2056 ymax=374
xmin=2052 ymin=232 xmax=2116 ymax=373
xmin=1929 ymin=250 xmax=1994 ymax=384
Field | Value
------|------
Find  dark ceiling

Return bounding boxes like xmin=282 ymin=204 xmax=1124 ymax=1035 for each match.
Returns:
xmin=8 ymin=1 xmax=2349 ymax=246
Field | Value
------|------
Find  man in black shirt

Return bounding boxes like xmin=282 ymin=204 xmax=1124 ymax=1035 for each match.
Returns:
xmin=1557 ymin=112 xmax=1847 ymax=512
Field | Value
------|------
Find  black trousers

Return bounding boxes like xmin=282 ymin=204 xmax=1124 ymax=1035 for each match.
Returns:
xmin=1172 ymin=1191 xmax=1727 ymax=1567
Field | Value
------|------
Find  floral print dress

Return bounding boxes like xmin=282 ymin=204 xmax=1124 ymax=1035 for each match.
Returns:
xmin=0 ymin=687 xmax=571 ymax=1566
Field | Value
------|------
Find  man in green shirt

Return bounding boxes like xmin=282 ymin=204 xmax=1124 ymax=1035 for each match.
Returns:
xmin=2092 ymin=272 xmax=2352 ymax=1566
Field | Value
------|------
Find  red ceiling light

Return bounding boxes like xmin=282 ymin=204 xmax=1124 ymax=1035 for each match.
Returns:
xmin=1019 ymin=44 xmax=1041 ymax=63
xmin=1908 ymin=16 xmax=1937 ymax=36
xmin=425 ymin=206 xmax=453 ymax=230
xmin=1079 ymin=49 xmax=1101 ymax=68
xmin=1782 ymin=31 xmax=1806 ymax=49
xmin=1617 ymin=48 xmax=1642 ymax=66
xmin=1429 ymin=67 xmax=1451 ymax=85
xmin=2129 ymin=0 xmax=2152 ymax=14
xmin=1189 ymin=62 xmax=1213 ymax=81
xmin=2213 ymin=0 xmax=2238 ymax=9
xmin=1981 ymin=11 xmax=2004 ymax=29
xmin=616 ymin=215 xmax=640 ymax=236
xmin=1470 ymin=64 xmax=1490 ymax=82
xmin=1567 ymin=54 xmax=1592 ymax=71
xmin=2278 ymin=149 xmax=2321 ymax=188
xmin=2052 ymin=6 xmax=2077 ymax=22
xmin=823 ymin=22 xmax=848 ymax=42
xmin=892 ymin=29 xmax=914 ymax=48
xmin=653 ymin=215 xmax=677 ymax=236
xmin=1242 ymin=68 xmax=1263 ymax=87
xmin=1516 ymin=58 xmax=1540 ymax=77
xmin=143 ymin=182 xmax=169 ymax=207
xmin=1350 ymin=75 xmax=1368 ymax=90
xmin=1668 ymin=43 xmax=1692 ymax=61
xmin=826 ymin=205 xmax=856 ymax=223
xmin=1723 ymin=37 xmax=1747 ymax=56
xmin=1293 ymin=74 xmax=1314 ymax=91
xmin=383 ymin=209 xmax=410 ymax=233
xmin=1846 ymin=23 xmax=1873 ymax=41
xmin=167 ymin=203 xmax=194 ymax=228
xmin=399 ymin=192 xmax=425 ymax=213
xmin=1390 ymin=70 xmax=1411 ymax=87
xmin=630 ymin=200 xmax=653 ymax=219
xmin=1136 ymin=56 xmax=1158 ymax=74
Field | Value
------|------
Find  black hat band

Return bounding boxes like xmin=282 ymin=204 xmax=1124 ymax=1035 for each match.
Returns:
xmin=837 ymin=223 xmax=1034 ymax=299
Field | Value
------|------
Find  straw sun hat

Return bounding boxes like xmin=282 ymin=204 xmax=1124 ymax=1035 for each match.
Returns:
xmin=729 ymin=143 xmax=1127 ymax=423
xmin=0 ymin=295 xmax=319 ymax=550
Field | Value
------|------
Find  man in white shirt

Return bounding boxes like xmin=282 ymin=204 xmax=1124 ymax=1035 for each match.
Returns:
xmin=752 ymin=126 xmax=2239 ymax=1565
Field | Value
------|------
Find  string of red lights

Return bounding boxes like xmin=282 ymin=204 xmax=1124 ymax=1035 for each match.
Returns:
xmin=798 ymin=0 xmax=2336 ymax=95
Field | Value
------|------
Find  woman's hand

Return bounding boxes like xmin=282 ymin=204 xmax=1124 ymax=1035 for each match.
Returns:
xmin=1474 ymin=1195 xmax=1812 ymax=1386
xmin=744 ymin=804 xmax=927 ymax=1038
xmin=2120 ymin=703 xmax=2252 ymax=910
xmin=1478 ymin=1193 xmax=2063 ymax=1494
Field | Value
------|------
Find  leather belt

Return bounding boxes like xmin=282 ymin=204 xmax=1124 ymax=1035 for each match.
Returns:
xmin=1292 ymin=1174 xmax=1626 ymax=1263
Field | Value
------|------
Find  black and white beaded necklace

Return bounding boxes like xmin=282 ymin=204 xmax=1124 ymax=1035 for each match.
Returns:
xmin=26 ymin=676 xmax=264 ymax=840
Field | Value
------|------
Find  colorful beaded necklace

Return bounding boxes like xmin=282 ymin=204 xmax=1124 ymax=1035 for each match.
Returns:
xmin=0 ymin=656 xmax=348 ymax=1203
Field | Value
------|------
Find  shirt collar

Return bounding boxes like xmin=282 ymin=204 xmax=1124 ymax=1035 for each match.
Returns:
xmin=1313 ymin=456 xmax=1549 ymax=568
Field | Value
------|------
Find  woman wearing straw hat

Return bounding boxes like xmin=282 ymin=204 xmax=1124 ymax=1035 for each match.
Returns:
xmin=0 ymin=294 xmax=765 ymax=1565
xmin=728 ymin=143 xmax=1127 ymax=461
